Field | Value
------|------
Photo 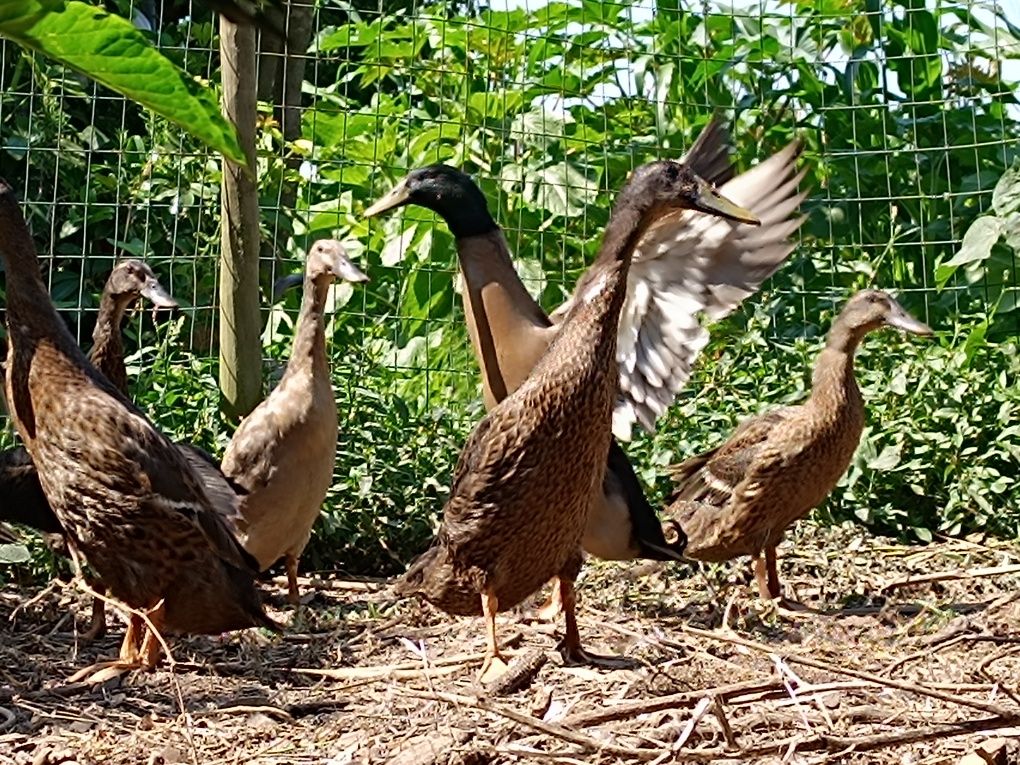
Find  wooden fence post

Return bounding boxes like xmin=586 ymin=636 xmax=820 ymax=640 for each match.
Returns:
xmin=219 ymin=17 xmax=262 ymax=419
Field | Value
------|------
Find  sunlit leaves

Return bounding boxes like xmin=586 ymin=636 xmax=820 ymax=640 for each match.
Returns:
xmin=0 ymin=0 xmax=246 ymax=163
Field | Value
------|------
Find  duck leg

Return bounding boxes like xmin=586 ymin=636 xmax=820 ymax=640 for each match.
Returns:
xmin=534 ymin=576 xmax=564 ymax=621
xmin=557 ymin=576 xmax=633 ymax=669
xmin=559 ymin=576 xmax=586 ymax=663
xmin=753 ymin=548 xmax=812 ymax=618
xmin=285 ymin=553 xmax=301 ymax=606
xmin=751 ymin=552 xmax=773 ymax=601
xmin=81 ymin=586 xmax=107 ymax=642
xmin=66 ymin=541 xmax=108 ymax=642
xmin=764 ymin=546 xmax=782 ymax=599
xmin=66 ymin=606 xmax=165 ymax=684
xmin=478 ymin=587 xmax=509 ymax=683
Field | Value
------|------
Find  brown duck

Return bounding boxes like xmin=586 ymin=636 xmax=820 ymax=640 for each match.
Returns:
xmin=221 ymin=240 xmax=368 ymax=605
xmin=0 ymin=180 xmax=278 ymax=681
xmin=395 ymin=161 xmax=759 ymax=681
xmin=667 ymin=290 xmax=932 ymax=604
xmin=0 ymin=259 xmax=177 ymax=638
xmin=366 ymin=118 xmax=804 ymax=615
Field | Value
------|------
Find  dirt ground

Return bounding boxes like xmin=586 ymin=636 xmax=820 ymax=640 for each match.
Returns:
xmin=1 ymin=522 xmax=1019 ymax=765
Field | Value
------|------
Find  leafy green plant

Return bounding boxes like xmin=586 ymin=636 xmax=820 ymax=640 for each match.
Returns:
xmin=0 ymin=0 xmax=246 ymax=162
xmin=3 ymin=0 xmax=1020 ymax=579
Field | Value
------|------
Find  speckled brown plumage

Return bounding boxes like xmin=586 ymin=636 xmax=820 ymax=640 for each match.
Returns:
xmin=0 ymin=180 xmax=278 ymax=678
xmin=0 ymin=259 xmax=179 ymax=640
xmin=395 ymin=161 xmax=760 ymax=675
xmin=0 ymin=260 xmax=178 ymax=540
xmin=222 ymin=240 xmax=368 ymax=605
xmin=666 ymin=290 xmax=932 ymax=601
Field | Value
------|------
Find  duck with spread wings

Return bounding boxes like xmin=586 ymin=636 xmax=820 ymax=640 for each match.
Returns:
xmin=366 ymin=118 xmax=805 ymax=614
xmin=395 ymin=160 xmax=760 ymax=681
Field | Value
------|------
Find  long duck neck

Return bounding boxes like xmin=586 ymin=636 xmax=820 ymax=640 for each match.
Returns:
xmin=284 ymin=275 xmax=330 ymax=380
xmin=808 ymin=320 xmax=865 ymax=412
xmin=90 ymin=292 xmax=131 ymax=394
xmin=0 ymin=191 xmax=75 ymax=351
xmin=539 ymin=201 xmax=644 ymax=368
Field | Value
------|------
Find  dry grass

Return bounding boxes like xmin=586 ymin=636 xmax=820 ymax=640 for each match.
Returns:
xmin=1 ymin=522 xmax=1019 ymax=764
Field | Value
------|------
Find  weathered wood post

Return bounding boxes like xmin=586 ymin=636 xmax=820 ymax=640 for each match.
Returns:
xmin=219 ymin=16 xmax=262 ymax=419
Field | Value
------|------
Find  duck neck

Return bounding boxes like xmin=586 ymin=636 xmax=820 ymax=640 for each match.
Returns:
xmin=89 ymin=292 xmax=130 ymax=393
xmin=284 ymin=275 xmax=330 ymax=380
xmin=809 ymin=322 xmax=864 ymax=411
xmin=0 ymin=193 xmax=70 ymax=346
xmin=576 ymin=201 xmax=645 ymax=329
xmin=453 ymin=229 xmax=552 ymax=405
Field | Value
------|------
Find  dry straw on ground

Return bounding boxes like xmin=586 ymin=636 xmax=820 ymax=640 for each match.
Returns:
xmin=1 ymin=522 xmax=1019 ymax=764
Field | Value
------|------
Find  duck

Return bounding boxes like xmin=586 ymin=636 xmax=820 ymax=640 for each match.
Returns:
xmin=221 ymin=240 xmax=369 ymax=605
xmin=366 ymin=117 xmax=805 ymax=613
xmin=0 ymin=179 xmax=279 ymax=681
xmin=88 ymin=259 xmax=178 ymax=392
xmin=395 ymin=160 xmax=760 ymax=682
xmin=0 ymin=258 xmax=177 ymax=639
xmin=666 ymin=289 xmax=932 ymax=606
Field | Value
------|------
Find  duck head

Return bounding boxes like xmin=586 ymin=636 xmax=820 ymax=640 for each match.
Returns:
xmin=106 ymin=259 xmax=177 ymax=311
xmin=273 ymin=239 xmax=369 ymax=300
xmin=619 ymin=160 xmax=760 ymax=225
xmin=363 ymin=165 xmax=498 ymax=238
xmin=835 ymin=289 xmax=933 ymax=340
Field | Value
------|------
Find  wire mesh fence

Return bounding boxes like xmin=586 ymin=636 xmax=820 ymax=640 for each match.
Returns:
xmin=0 ymin=0 xmax=1018 ymax=570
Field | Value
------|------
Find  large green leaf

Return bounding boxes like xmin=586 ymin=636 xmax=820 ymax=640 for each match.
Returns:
xmin=935 ymin=215 xmax=1004 ymax=288
xmin=0 ymin=0 xmax=246 ymax=164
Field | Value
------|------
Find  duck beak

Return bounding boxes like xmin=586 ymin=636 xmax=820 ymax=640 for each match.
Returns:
xmin=364 ymin=179 xmax=412 ymax=218
xmin=140 ymin=277 xmax=177 ymax=310
xmin=333 ymin=253 xmax=370 ymax=284
xmin=691 ymin=177 xmax=760 ymax=225
xmin=886 ymin=302 xmax=933 ymax=336
xmin=272 ymin=273 xmax=304 ymax=302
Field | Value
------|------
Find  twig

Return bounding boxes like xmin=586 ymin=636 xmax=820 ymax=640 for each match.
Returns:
xmin=686 ymin=715 xmax=1014 ymax=759
xmin=8 ymin=580 xmax=60 ymax=621
xmin=881 ymin=634 xmax=968 ymax=676
xmin=192 ymin=705 xmax=295 ymax=723
xmin=484 ymin=648 xmax=547 ymax=696
xmin=682 ymin=625 xmax=1020 ymax=721
xmin=771 ymin=654 xmax=823 ymax=731
xmin=979 ymin=646 xmax=1020 ymax=706
xmin=398 ymin=687 xmax=658 ymax=761
xmin=295 ymin=651 xmax=485 ymax=680
xmin=563 ymin=679 xmax=782 ymax=728
xmin=271 ymin=575 xmax=386 ymax=593
xmin=711 ymin=694 xmax=738 ymax=751
xmin=882 ymin=564 xmax=1020 ymax=593
xmin=673 ymin=697 xmax=713 ymax=751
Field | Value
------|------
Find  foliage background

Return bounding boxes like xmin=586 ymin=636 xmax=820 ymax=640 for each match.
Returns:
xmin=1 ymin=0 xmax=1019 ymax=577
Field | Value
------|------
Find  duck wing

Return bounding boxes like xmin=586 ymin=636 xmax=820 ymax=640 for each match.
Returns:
xmin=174 ymin=443 xmax=246 ymax=526
xmin=117 ymin=407 xmax=260 ymax=574
xmin=667 ymin=407 xmax=797 ymax=507
xmin=554 ymin=141 xmax=807 ymax=441
xmin=220 ymin=402 xmax=279 ymax=497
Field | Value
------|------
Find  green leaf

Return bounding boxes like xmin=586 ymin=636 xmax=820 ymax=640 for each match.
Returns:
xmin=0 ymin=0 xmax=246 ymax=164
xmin=535 ymin=163 xmax=596 ymax=218
xmin=935 ymin=215 xmax=1003 ymax=288
xmin=869 ymin=442 xmax=902 ymax=471
xmin=992 ymin=159 xmax=1020 ymax=218
xmin=0 ymin=543 xmax=30 ymax=564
